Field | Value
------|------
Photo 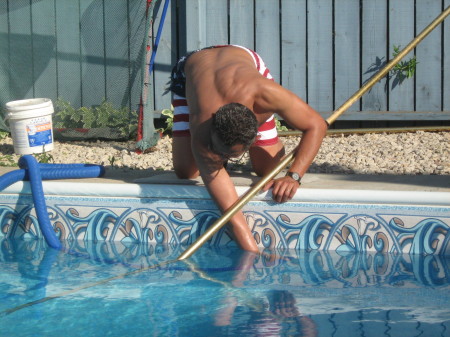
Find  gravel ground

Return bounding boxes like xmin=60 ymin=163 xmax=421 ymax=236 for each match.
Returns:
xmin=0 ymin=131 xmax=449 ymax=175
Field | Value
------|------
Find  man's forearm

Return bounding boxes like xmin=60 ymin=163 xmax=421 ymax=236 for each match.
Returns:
xmin=289 ymin=121 xmax=327 ymax=176
xmin=203 ymin=168 xmax=259 ymax=253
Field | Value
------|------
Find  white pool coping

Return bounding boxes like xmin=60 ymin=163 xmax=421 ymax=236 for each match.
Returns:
xmin=2 ymin=180 xmax=449 ymax=207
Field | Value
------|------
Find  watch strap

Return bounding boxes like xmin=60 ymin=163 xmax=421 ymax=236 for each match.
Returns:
xmin=286 ymin=171 xmax=302 ymax=185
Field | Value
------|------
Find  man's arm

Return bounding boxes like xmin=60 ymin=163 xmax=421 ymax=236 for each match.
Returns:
xmin=258 ymin=82 xmax=328 ymax=202
xmin=190 ymin=127 xmax=259 ymax=253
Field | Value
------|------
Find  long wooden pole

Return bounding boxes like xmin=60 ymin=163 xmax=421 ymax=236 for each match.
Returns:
xmin=177 ymin=6 xmax=450 ymax=261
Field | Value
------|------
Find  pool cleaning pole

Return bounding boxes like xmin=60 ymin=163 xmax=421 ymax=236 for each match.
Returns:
xmin=177 ymin=5 xmax=450 ymax=261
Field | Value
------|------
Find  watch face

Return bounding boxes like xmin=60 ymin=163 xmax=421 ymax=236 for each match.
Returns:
xmin=291 ymin=172 xmax=300 ymax=181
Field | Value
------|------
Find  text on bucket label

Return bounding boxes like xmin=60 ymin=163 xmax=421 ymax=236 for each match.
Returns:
xmin=26 ymin=120 xmax=52 ymax=147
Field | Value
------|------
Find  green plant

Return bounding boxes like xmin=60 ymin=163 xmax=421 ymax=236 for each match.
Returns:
xmin=155 ymin=106 xmax=290 ymax=134
xmin=108 ymin=155 xmax=116 ymax=167
xmin=0 ymin=154 xmax=18 ymax=167
xmin=0 ymin=107 xmax=10 ymax=134
xmin=0 ymin=130 xmax=9 ymax=139
xmin=54 ymin=98 xmax=138 ymax=139
xmin=274 ymin=116 xmax=289 ymax=132
xmin=390 ymin=45 xmax=418 ymax=85
xmin=157 ymin=107 xmax=174 ymax=133
xmin=34 ymin=151 xmax=54 ymax=164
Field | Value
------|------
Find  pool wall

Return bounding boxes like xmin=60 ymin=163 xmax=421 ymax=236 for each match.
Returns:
xmin=0 ymin=180 xmax=449 ymax=255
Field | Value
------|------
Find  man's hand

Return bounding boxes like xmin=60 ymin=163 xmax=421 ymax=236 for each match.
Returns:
xmin=262 ymin=176 xmax=300 ymax=203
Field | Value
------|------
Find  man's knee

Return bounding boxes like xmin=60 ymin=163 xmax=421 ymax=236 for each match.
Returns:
xmin=173 ymin=163 xmax=200 ymax=179
xmin=172 ymin=136 xmax=199 ymax=179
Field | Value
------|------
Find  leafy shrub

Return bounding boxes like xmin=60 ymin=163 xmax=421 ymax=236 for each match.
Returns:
xmin=54 ymin=98 xmax=138 ymax=139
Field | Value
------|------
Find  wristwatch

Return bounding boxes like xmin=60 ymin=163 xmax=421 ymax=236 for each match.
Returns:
xmin=286 ymin=171 xmax=302 ymax=185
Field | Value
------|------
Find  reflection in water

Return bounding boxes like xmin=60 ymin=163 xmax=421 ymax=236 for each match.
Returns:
xmin=3 ymin=237 xmax=443 ymax=288
xmin=0 ymin=238 xmax=449 ymax=336
xmin=206 ymin=252 xmax=318 ymax=336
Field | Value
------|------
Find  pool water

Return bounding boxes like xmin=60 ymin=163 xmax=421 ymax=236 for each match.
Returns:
xmin=1 ymin=238 xmax=450 ymax=337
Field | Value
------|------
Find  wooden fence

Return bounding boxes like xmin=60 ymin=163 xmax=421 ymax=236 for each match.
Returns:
xmin=1 ymin=0 xmax=449 ymax=126
xmin=0 ymin=0 xmax=147 ymax=119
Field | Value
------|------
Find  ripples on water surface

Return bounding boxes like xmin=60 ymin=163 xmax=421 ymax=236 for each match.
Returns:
xmin=1 ymin=238 xmax=449 ymax=336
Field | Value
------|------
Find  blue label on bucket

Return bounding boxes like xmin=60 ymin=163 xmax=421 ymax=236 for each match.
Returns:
xmin=27 ymin=122 xmax=52 ymax=147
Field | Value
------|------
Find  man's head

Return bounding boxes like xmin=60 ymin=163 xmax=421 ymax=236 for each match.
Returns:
xmin=210 ymin=103 xmax=258 ymax=159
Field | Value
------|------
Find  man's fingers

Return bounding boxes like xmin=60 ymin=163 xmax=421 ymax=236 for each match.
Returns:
xmin=273 ymin=183 xmax=290 ymax=203
xmin=264 ymin=177 xmax=301 ymax=202
xmin=272 ymin=180 xmax=299 ymax=203
xmin=288 ymin=186 xmax=297 ymax=200
xmin=262 ymin=180 xmax=274 ymax=191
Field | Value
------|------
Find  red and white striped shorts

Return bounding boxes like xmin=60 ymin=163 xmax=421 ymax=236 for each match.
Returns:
xmin=171 ymin=45 xmax=279 ymax=147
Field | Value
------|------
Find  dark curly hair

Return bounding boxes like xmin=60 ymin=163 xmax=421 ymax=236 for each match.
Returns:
xmin=211 ymin=103 xmax=258 ymax=148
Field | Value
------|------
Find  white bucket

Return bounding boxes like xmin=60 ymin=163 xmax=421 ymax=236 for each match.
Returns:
xmin=5 ymin=98 xmax=55 ymax=155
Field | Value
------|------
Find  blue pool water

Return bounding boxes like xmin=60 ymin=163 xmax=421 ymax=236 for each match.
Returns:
xmin=1 ymin=238 xmax=450 ymax=337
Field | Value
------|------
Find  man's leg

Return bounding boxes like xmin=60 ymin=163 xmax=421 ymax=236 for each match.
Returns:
xmin=249 ymin=139 xmax=285 ymax=177
xmin=172 ymin=136 xmax=199 ymax=179
xmin=171 ymin=92 xmax=200 ymax=179
xmin=249 ymin=115 xmax=285 ymax=176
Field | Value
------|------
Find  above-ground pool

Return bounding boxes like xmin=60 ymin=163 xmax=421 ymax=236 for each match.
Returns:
xmin=1 ymin=238 xmax=450 ymax=336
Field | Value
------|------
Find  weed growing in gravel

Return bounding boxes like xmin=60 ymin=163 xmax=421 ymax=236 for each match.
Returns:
xmin=108 ymin=156 xmax=117 ymax=167
xmin=0 ymin=154 xmax=17 ymax=167
xmin=34 ymin=152 xmax=54 ymax=164
xmin=0 ymin=152 xmax=53 ymax=166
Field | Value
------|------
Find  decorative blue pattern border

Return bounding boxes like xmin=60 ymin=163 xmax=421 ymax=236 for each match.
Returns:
xmin=1 ymin=191 xmax=449 ymax=255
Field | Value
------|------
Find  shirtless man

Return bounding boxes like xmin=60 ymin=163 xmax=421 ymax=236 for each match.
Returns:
xmin=169 ymin=45 xmax=328 ymax=253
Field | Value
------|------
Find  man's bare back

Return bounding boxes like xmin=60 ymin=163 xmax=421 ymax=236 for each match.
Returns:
xmin=184 ymin=46 xmax=273 ymax=127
